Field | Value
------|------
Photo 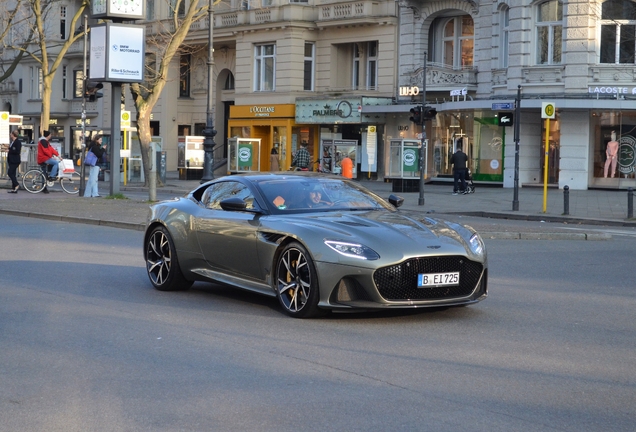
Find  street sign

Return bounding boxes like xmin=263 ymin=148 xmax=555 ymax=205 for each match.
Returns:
xmin=492 ymin=102 xmax=513 ymax=110
xmin=542 ymin=102 xmax=556 ymax=119
xmin=450 ymin=88 xmax=467 ymax=96
xmin=498 ymin=113 xmax=514 ymax=127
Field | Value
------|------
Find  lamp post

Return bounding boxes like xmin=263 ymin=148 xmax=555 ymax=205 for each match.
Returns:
xmin=512 ymin=85 xmax=521 ymax=211
xmin=200 ymin=0 xmax=217 ymax=183
xmin=418 ymin=52 xmax=427 ymax=206
xmin=79 ymin=14 xmax=88 ymax=196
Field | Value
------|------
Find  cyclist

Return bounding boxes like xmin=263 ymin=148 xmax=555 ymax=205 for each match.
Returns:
xmin=37 ymin=130 xmax=61 ymax=182
xmin=291 ymin=142 xmax=311 ymax=170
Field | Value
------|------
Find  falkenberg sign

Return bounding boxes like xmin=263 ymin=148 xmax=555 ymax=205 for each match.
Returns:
xmin=90 ymin=23 xmax=145 ymax=83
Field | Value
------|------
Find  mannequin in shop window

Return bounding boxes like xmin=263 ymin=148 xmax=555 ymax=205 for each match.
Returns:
xmin=604 ymin=131 xmax=619 ymax=178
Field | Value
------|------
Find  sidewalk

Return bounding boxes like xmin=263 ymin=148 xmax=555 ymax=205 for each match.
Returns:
xmin=1 ymin=172 xmax=635 ymax=234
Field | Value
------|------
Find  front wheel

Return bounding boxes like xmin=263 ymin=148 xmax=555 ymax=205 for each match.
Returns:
xmin=22 ymin=169 xmax=46 ymax=193
xmin=60 ymin=171 xmax=81 ymax=194
xmin=145 ymin=226 xmax=193 ymax=291
xmin=274 ymin=242 xmax=323 ymax=318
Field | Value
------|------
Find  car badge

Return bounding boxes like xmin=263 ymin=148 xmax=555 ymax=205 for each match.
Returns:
xmin=427 ymin=245 xmax=441 ymax=249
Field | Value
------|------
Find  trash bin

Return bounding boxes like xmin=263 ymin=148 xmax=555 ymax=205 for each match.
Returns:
xmin=157 ymin=151 xmax=166 ymax=183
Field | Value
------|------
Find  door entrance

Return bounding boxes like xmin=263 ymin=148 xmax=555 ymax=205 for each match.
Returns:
xmin=540 ymin=116 xmax=560 ymax=184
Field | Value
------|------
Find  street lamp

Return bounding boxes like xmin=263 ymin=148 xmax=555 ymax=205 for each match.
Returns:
xmin=200 ymin=0 xmax=217 ymax=183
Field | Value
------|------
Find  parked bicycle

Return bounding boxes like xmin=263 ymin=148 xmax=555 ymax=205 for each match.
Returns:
xmin=22 ymin=161 xmax=82 ymax=194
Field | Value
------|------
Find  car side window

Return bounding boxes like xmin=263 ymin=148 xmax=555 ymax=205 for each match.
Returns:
xmin=203 ymin=181 xmax=255 ymax=210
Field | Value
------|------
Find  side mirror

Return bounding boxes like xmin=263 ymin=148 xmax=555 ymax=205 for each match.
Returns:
xmin=388 ymin=194 xmax=404 ymax=208
xmin=219 ymin=197 xmax=262 ymax=213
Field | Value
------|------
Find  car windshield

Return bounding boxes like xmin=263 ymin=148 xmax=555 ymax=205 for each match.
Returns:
xmin=256 ymin=177 xmax=395 ymax=213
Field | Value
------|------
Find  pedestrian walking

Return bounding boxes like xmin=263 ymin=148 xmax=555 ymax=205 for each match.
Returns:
xmin=450 ymin=143 xmax=469 ymax=195
xmin=292 ymin=142 xmax=311 ymax=170
xmin=84 ymin=135 xmax=105 ymax=198
xmin=7 ymin=130 xmax=22 ymax=193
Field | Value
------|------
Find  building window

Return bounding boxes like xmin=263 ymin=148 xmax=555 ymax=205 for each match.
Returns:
xmin=304 ymin=42 xmax=315 ymax=91
xmin=352 ymin=44 xmax=360 ymax=90
xmin=254 ymin=44 xmax=275 ymax=92
xmin=439 ymin=16 xmax=474 ymax=69
xmin=366 ymin=41 xmax=378 ymax=90
xmin=224 ymin=72 xmax=235 ymax=90
xmin=60 ymin=6 xmax=67 ymax=39
xmin=180 ymin=54 xmax=191 ymax=97
xmin=146 ymin=0 xmax=155 ymax=20
xmin=536 ymin=0 xmax=563 ymax=65
xmin=600 ymin=0 xmax=636 ymax=64
xmin=62 ymin=66 xmax=67 ymax=99
xmin=170 ymin=0 xmax=186 ymax=17
xmin=30 ymin=66 xmax=42 ymax=99
xmin=500 ymin=6 xmax=510 ymax=68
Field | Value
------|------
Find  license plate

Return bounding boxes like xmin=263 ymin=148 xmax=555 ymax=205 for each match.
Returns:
xmin=418 ymin=272 xmax=460 ymax=287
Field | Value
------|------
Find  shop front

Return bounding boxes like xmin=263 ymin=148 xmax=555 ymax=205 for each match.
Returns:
xmin=295 ymin=97 xmax=391 ymax=179
xmin=227 ymin=104 xmax=299 ymax=172
xmin=590 ymin=109 xmax=636 ymax=189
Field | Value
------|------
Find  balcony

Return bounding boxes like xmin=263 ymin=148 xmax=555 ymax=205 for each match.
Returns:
xmin=406 ymin=63 xmax=478 ymax=92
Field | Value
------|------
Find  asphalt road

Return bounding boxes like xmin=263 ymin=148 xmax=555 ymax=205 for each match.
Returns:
xmin=1 ymin=215 xmax=634 ymax=431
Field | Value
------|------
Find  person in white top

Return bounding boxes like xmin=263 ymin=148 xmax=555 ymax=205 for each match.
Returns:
xmin=604 ymin=130 xmax=619 ymax=178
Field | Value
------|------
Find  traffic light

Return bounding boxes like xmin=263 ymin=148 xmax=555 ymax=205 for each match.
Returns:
xmin=85 ymin=81 xmax=104 ymax=102
xmin=422 ymin=106 xmax=437 ymax=121
xmin=409 ymin=106 xmax=422 ymax=124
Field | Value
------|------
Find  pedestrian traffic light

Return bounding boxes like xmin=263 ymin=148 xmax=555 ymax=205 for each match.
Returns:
xmin=85 ymin=81 xmax=104 ymax=102
xmin=409 ymin=106 xmax=422 ymax=124
xmin=422 ymin=106 xmax=437 ymax=121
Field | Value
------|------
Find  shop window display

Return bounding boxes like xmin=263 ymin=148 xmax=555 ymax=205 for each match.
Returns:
xmin=592 ymin=111 xmax=636 ymax=182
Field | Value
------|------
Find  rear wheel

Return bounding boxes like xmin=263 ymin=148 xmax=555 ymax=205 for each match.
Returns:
xmin=274 ymin=242 xmax=323 ymax=318
xmin=145 ymin=226 xmax=193 ymax=291
xmin=60 ymin=171 xmax=81 ymax=194
xmin=22 ymin=169 xmax=46 ymax=193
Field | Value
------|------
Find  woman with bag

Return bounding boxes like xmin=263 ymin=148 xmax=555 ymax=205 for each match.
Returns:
xmin=84 ymin=135 xmax=105 ymax=198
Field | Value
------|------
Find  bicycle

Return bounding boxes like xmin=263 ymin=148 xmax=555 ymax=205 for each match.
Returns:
xmin=22 ymin=161 xmax=82 ymax=194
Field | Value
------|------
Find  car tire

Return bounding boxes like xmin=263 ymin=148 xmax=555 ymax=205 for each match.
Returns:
xmin=274 ymin=242 xmax=323 ymax=318
xmin=145 ymin=226 xmax=193 ymax=291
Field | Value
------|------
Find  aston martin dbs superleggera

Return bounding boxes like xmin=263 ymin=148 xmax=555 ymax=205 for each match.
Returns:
xmin=144 ymin=173 xmax=488 ymax=318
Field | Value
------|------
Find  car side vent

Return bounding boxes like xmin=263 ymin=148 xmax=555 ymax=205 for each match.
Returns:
xmin=260 ymin=232 xmax=286 ymax=244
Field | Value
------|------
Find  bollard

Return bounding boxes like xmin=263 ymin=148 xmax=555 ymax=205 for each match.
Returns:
xmin=563 ymin=185 xmax=570 ymax=216
xmin=629 ymin=187 xmax=634 ymax=219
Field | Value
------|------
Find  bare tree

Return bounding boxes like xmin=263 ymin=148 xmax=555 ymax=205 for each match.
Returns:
xmin=24 ymin=0 xmax=89 ymax=134
xmin=0 ymin=0 xmax=34 ymax=83
xmin=129 ymin=0 xmax=211 ymax=200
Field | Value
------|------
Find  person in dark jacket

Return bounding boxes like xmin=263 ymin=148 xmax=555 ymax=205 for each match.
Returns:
xmin=7 ymin=130 xmax=22 ymax=193
xmin=84 ymin=135 xmax=105 ymax=198
xmin=450 ymin=143 xmax=469 ymax=195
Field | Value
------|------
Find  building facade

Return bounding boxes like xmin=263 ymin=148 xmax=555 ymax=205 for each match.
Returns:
xmin=3 ymin=0 xmax=636 ymax=190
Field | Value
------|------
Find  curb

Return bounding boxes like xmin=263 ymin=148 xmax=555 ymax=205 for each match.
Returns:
xmin=0 ymin=209 xmax=145 ymax=231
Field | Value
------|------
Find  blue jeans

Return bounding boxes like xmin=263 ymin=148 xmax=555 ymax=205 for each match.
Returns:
xmin=45 ymin=158 xmax=60 ymax=178
xmin=84 ymin=165 xmax=100 ymax=197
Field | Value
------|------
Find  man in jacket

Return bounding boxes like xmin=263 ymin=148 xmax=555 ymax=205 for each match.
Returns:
xmin=7 ymin=130 xmax=22 ymax=193
xmin=450 ymin=143 xmax=468 ymax=195
xmin=37 ymin=130 xmax=61 ymax=181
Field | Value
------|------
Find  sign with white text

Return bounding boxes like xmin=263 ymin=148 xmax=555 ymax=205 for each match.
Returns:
xmin=90 ymin=23 xmax=145 ymax=82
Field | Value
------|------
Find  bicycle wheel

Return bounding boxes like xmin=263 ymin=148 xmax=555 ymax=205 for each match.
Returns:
xmin=60 ymin=171 xmax=82 ymax=194
xmin=22 ymin=169 xmax=46 ymax=193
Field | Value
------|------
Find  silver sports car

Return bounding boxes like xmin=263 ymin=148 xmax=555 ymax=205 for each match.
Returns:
xmin=144 ymin=173 xmax=488 ymax=318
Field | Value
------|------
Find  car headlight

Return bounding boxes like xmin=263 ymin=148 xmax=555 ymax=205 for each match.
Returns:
xmin=469 ymin=233 xmax=485 ymax=255
xmin=324 ymin=240 xmax=380 ymax=260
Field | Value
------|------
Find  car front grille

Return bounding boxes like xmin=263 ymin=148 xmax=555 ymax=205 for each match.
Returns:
xmin=373 ymin=256 xmax=484 ymax=301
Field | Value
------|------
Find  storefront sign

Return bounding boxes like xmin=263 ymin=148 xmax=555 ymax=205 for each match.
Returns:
xmin=589 ymin=86 xmax=636 ymax=95
xmin=230 ymin=104 xmax=295 ymax=119
xmin=399 ymin=86 xmax=420 ymax=96
xmin=450 ymin=88 xmax=467 ymax=96
xmin=296 ymin=98 xmax=362 ymax=124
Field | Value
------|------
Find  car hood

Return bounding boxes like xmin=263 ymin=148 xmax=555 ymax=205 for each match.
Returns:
xmin=265 ymin=210 xmax=476 ymax=261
